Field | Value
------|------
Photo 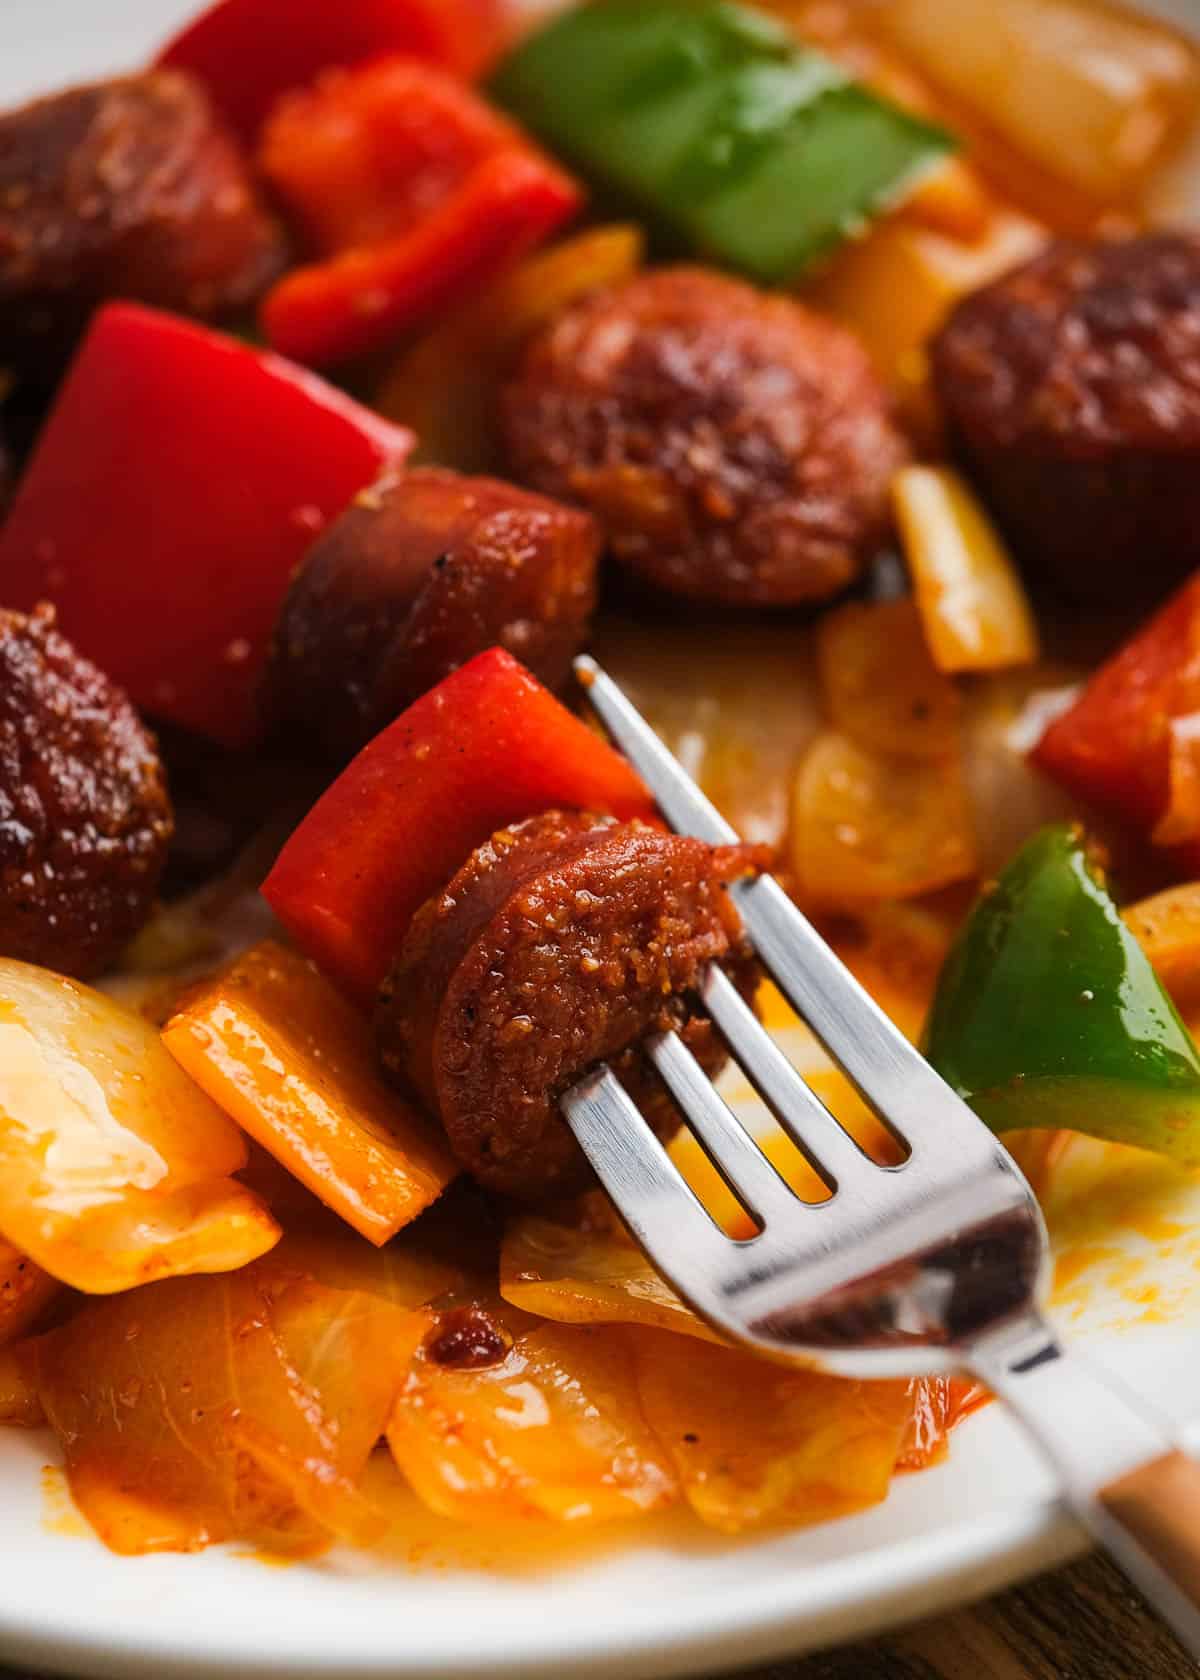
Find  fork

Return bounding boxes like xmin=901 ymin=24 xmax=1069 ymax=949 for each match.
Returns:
xmin=567 ymin=653 xmax=1200 ymax=1660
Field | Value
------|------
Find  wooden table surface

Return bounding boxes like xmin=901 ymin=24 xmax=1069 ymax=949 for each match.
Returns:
xmin=1 ymin=1552 xmax=1191 ymax=1679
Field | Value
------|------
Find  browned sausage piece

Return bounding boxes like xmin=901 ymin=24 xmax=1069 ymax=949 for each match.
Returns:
xmin=0 ymin=605 xmax=172 ymax=978
xmin=269 ymin=466 xmax=600 ymax=760
xmin=930 ymin=234 xmax=1200 ymax=606
xmin=499 ymin=266 xmax=908 ymax=609
xmin=376 ymin=810 xmax=766 ymax=1199
xmin=0 ymin=69 xmax=286 ymax=370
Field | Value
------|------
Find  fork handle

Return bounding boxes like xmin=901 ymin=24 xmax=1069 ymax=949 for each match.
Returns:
xmin=1100 ymin=1453 xmax=1200 ymax=1607
xmin=971 ymin=1315 xmax=1200 ymax=1660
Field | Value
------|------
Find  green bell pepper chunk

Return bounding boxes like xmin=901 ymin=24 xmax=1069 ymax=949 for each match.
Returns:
xmin=924 ymin=824 xmax=1200 ymax=1164
xmin=490 ymin=0 xmax=955 ymax=285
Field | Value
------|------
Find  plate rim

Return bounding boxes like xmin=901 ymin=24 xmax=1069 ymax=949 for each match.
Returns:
xmin=0 ymin=1488 xmax=1084 ymax=1680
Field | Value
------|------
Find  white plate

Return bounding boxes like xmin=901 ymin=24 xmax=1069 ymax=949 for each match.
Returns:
xmin=3 ymin=4 xmax=1200 ymax=1676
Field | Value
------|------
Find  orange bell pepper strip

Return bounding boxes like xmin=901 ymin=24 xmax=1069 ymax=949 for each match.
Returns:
xmin=163 ymin=941 xmax=458 ymax=1245
xmin=259 ymin=58 xmax=582 ymax=365
xmin=262 ymin=649 xmax=655 ymax=1002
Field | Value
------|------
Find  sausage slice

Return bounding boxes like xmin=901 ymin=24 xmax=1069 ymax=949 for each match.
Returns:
xmin=0 ymin=69 xmax=286 ymax=371
xmin=931 ymin=234 xmax=1200 ymax=605
xmin=376 ymin=810 xmax=766 ymax=1198
xmin=0 ymin=605 xmax=172 ymax=977
xmin=500 ymin=266 xmax=907 ymax=608
xmin=270 ymin=466 xmax=600 ymax=760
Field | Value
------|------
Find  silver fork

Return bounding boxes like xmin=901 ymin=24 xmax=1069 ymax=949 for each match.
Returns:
xmin=566 ymin=654 xmax=1200 ymax=1659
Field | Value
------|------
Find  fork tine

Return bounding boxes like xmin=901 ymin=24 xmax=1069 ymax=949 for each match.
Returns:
xmin=575 ymin=654 xmax=982 ymax=1158
xmin=701 ymin=964 xmax=884 ymax=1189
xmin=645 ymin=1028 xmax=803 ymax=1221
xmin=730 ymin=872 xmax=955 ymax=1155
xmin=574 ymin=655 xmax=739 ymax=847
xmin=561 ymin=1065 xmax=731 ymax=1273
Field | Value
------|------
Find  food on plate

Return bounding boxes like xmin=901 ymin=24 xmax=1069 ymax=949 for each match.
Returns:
xmin=0 ymin=70 xmax=285 ymax=372
xmin=931 ymin=234 xmax=1200 ymax=604
xmin=22 ymin=1260 xmax=411 ymax=1553
xmin=630 ymin=1333 xmax=917 ymax=1532
xmin=0 ymin=604 xmax=171 ymax=977
xmin=501 ymin=267 xmax=908 ymax=605
xmin=805 ymin=204 xmax=1048 ymax=437
xmin=1124 ymin=883 xmax=1200 ymax=1009
xmin=258 ymin=57 xmax=581 ymax=365
xmin=159 ymin=0 xmax=507 ymax=139
xmin=386 ymin=1300 xmax=678 ymax=1523
xmin=375 ymin=224 xmax=644 ymax=472
xmin=0 ymin=1347 xmax=43 ymax=1427
xmin=925 ymin=824 xmax=1200 ymax=1160
xmin=890 ymin=465 xmax=1039 ymax=673
xmin=0 ymin=957 xmax=279 ymax=1292
xmin=269 ymin=467 xmax=599 ymax=759
xmin=0 ymin=0 xmax=1199 ymax=1572
xmin=259 ymin=57 xmax=565 ymax=258
xmin=0 ymin=1241 xmax=59 ymax=1350
xmin=790 ymin=727 xmax=978 ymax=907
xmin=0 ymin=302 xmax=411 ymax=747
xmin=377 ymin=809 xmax=766 ymax=1196
xmin=490 ymin=0 xmax=954 ymax=283
xmin=500 ymin=1207 xmax=726 ymax=1342
xmin=876 ymin=0 xmax=1200 ymax=203
xmin=791 ymin=598 xmax=978 ymax=905
xmin=1031 ymin=571 xmax=1200 ymax=870
xmin=815 ymin=597 xmax=961 ymax=760
xmin=263 ymin=649 xmax=654 ymax=1000
xmin=164 ymin=941 xmax=457 ymax=1242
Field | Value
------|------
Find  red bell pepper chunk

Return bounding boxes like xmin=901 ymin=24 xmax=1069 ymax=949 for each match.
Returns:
xmin=263 ymin=648 xmax=656 ymax=1002
xmin=258 ymin=58 xmax=582 ymax=366
xmin=0 ymin=303 xmax=412 ymax=749
xmin=158 ymin=0 xmax=509 ymax=140
xmin=1032 ymin=571 xmax=1200 ymax=869
xmin=260 ymin=55 xmax=545 ymax=256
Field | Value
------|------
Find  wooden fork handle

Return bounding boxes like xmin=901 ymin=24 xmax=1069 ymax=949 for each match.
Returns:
xmin=971 ymin=1319 xmax=1200 ymax=1659
xmin=1099 ymin=1451 xmax=1200 ymax=1609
